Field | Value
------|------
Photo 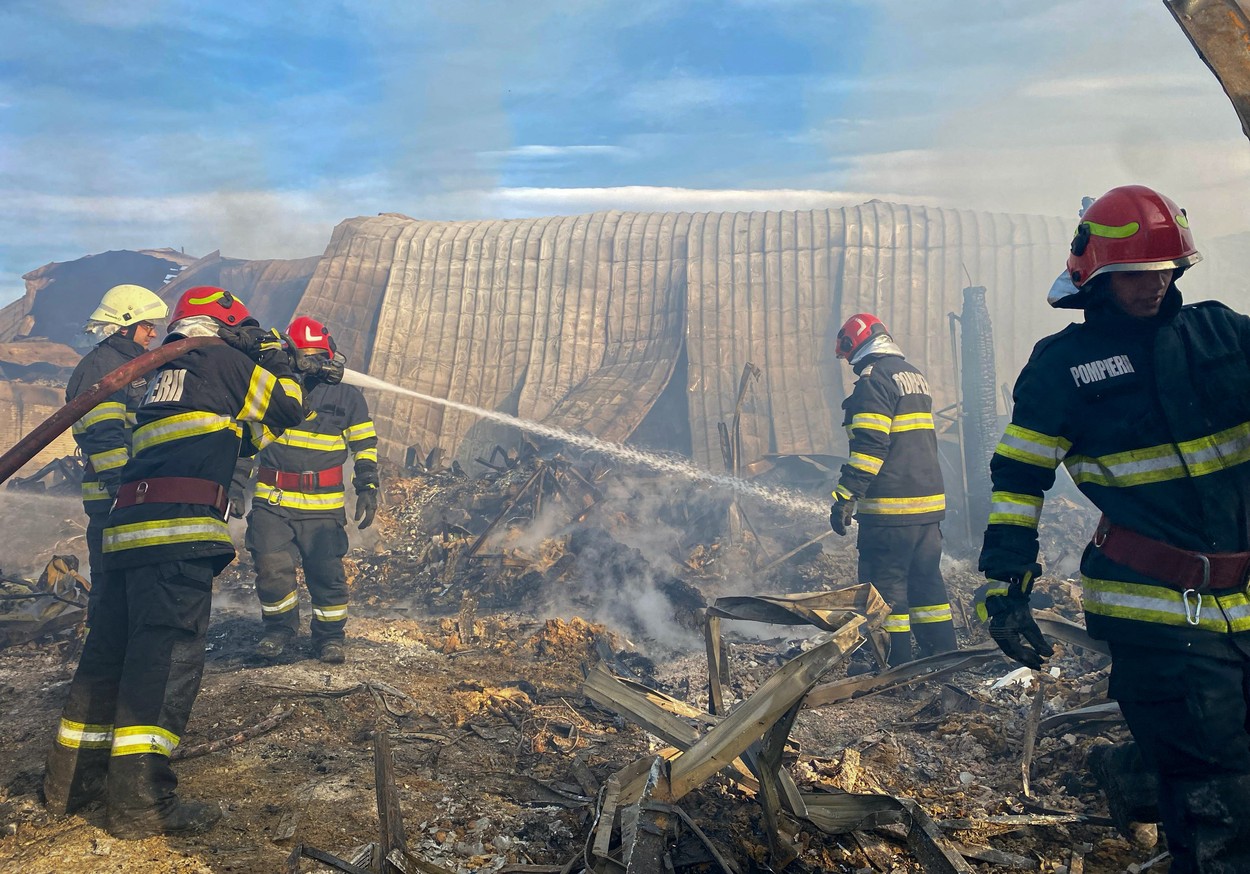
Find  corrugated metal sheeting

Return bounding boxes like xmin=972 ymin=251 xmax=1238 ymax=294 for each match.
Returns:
xmin=298 ymin=204 xmax=1070 ymax=469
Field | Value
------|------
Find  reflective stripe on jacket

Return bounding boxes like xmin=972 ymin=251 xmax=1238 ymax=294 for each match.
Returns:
xmin=102 ymin=342 xmax=305 ymax=572
xmin=835 ymin=354 xmax=945 ymax=526
xmin=66 ymin=334 xmax=148 ymax=515
xmin=249 ymin=382 xmax=378 ymax=518
xmin=980 ymin=288 xmax=1250 ymax=649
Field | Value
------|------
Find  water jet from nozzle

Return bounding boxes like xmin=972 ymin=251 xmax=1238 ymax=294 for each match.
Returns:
xmin=342 ymin=368 xmax=828 ymax=517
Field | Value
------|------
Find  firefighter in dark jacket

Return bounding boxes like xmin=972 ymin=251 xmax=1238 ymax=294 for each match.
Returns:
xmin=979 ymin=184 xmax=1250 ymax=872
xmin=241 ymin=315 xmax=377 ymax=665
xmin=830 ymin=314 xmax=957 ymax=666
xmin=43 ymin=286 xmax=306 ymax=839
xmin=67 ymin=284 xmax=168 ymax=596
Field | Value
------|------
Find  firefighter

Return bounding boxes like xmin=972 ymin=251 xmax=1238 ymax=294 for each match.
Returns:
xmin=978 ymin=184 xmax=1250 ymax=871
xmin=67 ymin=284 xmax=168 ymax=599
xmin=43 ymin=286 xmax=306 ymax=839
xmin=241 ymin=315 xmax=378 ymax=665
xmin=830 ymin=314 xmax=957 ymax=666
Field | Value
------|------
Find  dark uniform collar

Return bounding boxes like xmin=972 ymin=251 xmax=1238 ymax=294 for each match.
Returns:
xmin=102 ymin=330 xmax=146 ymax=358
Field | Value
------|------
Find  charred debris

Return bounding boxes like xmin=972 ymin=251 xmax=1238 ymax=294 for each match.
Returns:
xmin=0 ymin=430 xmax=1159 ymax=873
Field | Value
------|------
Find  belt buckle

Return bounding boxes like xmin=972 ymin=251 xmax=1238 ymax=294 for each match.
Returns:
xmin=300 ymin=470 xmax=316 ymax=491
xmin=134 ymin=481 xmax=149 ymax=504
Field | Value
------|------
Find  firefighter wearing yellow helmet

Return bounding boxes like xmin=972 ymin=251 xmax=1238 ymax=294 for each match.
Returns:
xmin=66 ymin=284 xmax=169 ymax=594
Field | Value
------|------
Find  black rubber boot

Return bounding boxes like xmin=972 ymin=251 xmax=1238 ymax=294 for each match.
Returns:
xmin=108 ymin=798 xmax=222 ymax=840
xmin=1088 ymin=741 xmax=1160 ymax=846
xmin=255 ymin=627 xmax=295 ymax=658
xmin=42 ymin=755 xmax=107 ymax=816
xmin=1159 ymin=773 xmax=1250 ymax=873
xmin=316 ymin=640 xmax=346 ymax=664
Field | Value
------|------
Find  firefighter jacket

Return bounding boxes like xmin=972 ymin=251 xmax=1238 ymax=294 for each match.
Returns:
xmin=835 ymin=353 xmax=945 ymax=526
xmin=249 ymin=381 xmax=378 ymax=520
xmin=980 ymin=287 xmax=1250 ymax=651
xmin=101 ymin=340 xmax=305 ymax=573
xmin=66 ymin=333 xmax=149 ymax=516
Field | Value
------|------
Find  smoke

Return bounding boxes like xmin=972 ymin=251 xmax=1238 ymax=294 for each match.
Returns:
xmin=0 ymin=491 xmax=87 ymax=579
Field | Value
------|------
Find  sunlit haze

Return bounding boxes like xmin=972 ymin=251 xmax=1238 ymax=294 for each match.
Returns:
xmin=3 ymin=0 xmax=1247 ymax=304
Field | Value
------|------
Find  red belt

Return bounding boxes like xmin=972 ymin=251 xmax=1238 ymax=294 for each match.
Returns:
xmin=256 ymin=466 xmax=343 ymax=491
xmin=1093 ymin=517 xmax=1250 ymax=593
xmin=114 ymin=477 xmax=229 ymax=516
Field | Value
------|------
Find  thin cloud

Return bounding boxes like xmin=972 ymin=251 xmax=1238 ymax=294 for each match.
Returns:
xmin=481 ymin=145 xmax=633 ymax=160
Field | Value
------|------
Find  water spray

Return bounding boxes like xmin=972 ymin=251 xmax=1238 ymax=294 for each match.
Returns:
xmin=342 ymin=369 xmax=830 ymax=518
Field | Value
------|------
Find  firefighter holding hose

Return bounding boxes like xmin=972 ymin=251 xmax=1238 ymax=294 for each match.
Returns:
xmin=66 ymin=284 xmax=168 ymax=601
xmin=236 ymin=315 xmax=378 ymax=665
xmin=829 ymin=314 xmax=958 ymax=667
xmin=43 ymin=286 xmax=306 ymax=838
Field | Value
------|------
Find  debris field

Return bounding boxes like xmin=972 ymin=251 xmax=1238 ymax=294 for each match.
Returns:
xmin=0 ymin=445 xmax=1162 ymax=874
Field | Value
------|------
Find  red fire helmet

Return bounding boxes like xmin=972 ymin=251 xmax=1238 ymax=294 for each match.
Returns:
xmin=287 ymin=316 xmax=336 ymax=354
xmin=836 ymin=313 xmax=888 ymax=360
xmin=170 ymin=287 xmax=251 ymax=326
xmin=1066 ymin=185 xmax=1202 ymax=288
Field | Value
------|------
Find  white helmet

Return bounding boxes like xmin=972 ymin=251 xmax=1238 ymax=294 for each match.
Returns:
xmin=87 ymin=284 xmax=169 ymax=328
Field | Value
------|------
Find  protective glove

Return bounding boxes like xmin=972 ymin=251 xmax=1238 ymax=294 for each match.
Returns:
xmin=829 ymin=497 xmax=856 ymax=536
xmin=218 ymin=325 xmax=285 ymax=361
xmin=981 ymin=563 xmax=1054 ymax=670
xmin=293 ymin=349 xmax=346 ymax=387
xmin=318 ymin=352 xmax=346 ymax=386
xmin=354 ymin=486 xmax=378 ymax=530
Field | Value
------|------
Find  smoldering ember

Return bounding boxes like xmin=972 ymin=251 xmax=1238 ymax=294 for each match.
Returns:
xmin=0 ymin=205 xmax=1236 ymax=874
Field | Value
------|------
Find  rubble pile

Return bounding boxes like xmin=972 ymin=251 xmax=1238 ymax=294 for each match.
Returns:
xmin=0 ymin=446 xmax=1156 ymax=873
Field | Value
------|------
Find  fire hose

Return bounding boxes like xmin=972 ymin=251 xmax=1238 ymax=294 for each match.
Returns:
xmin=0 ymin=335 xmax=225 ymax=488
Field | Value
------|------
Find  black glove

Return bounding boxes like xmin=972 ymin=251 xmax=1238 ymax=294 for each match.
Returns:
xmin=829 ymin=497 xmax=856 ymax=536
xmin=354 ymin=487 xmax=378 ymax=530
xmin=219 ymin=325 xmax=285 ymax=361
xmin=294 ymin=349 xmax=346 ymax=387
xmin=982 ymin=563 xmax=1054 ymax=670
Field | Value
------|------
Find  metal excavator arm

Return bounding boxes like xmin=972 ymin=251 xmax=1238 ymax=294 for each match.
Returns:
xmin=1165 ymin=0 xmax=1250 ymax=143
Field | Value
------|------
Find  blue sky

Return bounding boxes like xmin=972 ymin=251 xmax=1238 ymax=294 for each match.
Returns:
xmin=2 ymin=0 xmax=1248 ymax=306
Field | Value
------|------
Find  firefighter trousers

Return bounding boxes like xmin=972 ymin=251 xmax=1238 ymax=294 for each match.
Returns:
xmin=84 ymin=510 xmax=108 ymax=622
xmin=1108 ymin=640 xmax=1250 ymax=873
xmin=857 ymin=522 xmax=957 ymax=666
xmin=43 ymin=558 xmax=214 ymax=818
xmin=246 ymin=505 xmax=349 ymax=647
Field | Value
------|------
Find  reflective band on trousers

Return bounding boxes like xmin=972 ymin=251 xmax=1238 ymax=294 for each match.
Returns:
xmin=111 ymin=725 xmax=179 ymax=757
xmin=858 ymin=493 xmax=945 ymax=515
xmin=994 ymin=424 xmax=1069 ymax=469
xmin=261 ymin=592 xmax=299 ymax=615
xmin=56 ymin=718 xmax=114 ymax=749
xmin=988 ymin=491 xmax=1044 ymax=528
xmin=1065 ymin=420 xmax=1250 ymax=488
xmin=910 ymin=603 xmax=952 ymax=624
xmin=1081 ymin=575 xmax=1250 ymax=631
xmin=254 ymin=484 xmax=347 ymax=511
xmin=884 ymin=613 xmax=911 ymax=633
xmin=313 ymin=604 xmax=348 ymax=622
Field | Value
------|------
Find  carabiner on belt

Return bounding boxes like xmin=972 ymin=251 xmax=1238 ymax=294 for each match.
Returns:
xmin=1182 ymin=554 xmax=1213 ymax=627
xmin=267 ymin=487 xmax=283 ymax=506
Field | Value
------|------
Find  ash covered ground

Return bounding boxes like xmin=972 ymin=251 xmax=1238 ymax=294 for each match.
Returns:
xmin=0 ymin=453 xmax=1161 ymax=873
